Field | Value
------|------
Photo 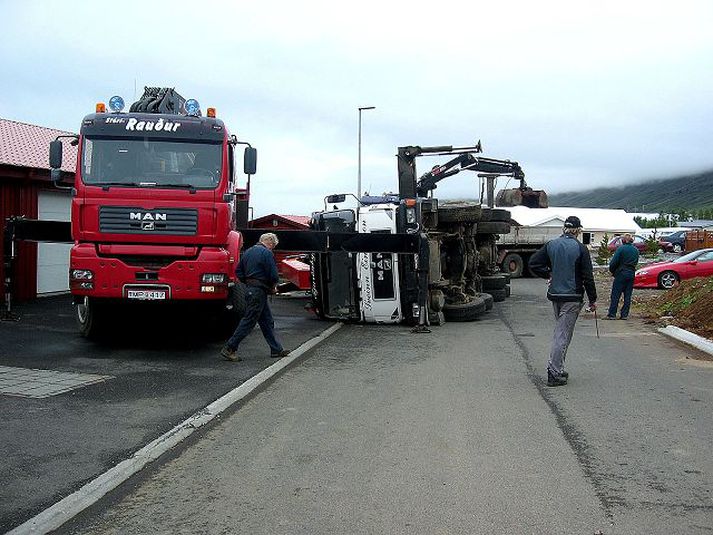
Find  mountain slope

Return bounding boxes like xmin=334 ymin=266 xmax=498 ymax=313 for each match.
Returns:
xmin=548 ymin=170 xmax=713 ymax=212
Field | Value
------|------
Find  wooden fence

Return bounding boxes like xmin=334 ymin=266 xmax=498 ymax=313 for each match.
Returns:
xmin=686 ymin=229 xmax=713 ymax=251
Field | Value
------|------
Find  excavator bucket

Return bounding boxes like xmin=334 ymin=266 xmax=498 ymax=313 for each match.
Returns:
xmin=496 ymin=187 xmax=548 ymax=208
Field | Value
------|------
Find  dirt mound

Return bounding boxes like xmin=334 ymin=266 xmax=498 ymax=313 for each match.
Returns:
xmin=593 ymin=269 xmax=713 ymax=339
xmin=639 ymin=277 xmax=713 ymax=338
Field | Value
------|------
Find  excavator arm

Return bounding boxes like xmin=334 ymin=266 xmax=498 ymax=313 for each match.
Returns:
xmin=397 ymin=144 xmax=525 ymax=199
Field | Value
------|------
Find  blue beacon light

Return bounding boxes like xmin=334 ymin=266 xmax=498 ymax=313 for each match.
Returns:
xmin=185 ymin=99 xmax=201 ymax=116
xmin=108 ymin=95 xmax=125 ymax=113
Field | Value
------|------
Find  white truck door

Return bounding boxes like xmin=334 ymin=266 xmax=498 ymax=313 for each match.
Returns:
xmin=357 ymin=205 xmax=402 ymax=323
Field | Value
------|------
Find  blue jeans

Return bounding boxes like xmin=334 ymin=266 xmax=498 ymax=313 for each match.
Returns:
xmin=226 ymin=286 xmax=283 ymax=354
xmin=608 ymin=270 xmax=635 ymax=319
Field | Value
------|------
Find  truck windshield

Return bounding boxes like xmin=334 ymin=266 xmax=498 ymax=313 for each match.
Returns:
xmin=81 ymin=138 xmax=222 ymax=189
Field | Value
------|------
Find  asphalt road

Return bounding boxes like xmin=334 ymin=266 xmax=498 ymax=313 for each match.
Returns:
xmin=0 ymin=293 xmax=328 ymax=533
xmin=49 ymin=278 xmax=713 ymax=534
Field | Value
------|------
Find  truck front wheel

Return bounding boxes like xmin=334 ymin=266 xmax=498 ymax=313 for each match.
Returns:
xmin=76 ymin=296 xmax=104 ymax=339
xmin=231 ymin=283 xmax=247 ymax=320
xmin=501 ymin=253 xmax=524 ymax=278
xmin=221 ymin=283 xmax=248 ymax=334
xmin=442 ymin=296 xmax=487 ymax=322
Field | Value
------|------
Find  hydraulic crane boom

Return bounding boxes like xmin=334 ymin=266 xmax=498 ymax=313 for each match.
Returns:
xmin=396 ymin=144 xmax=525 ymax=199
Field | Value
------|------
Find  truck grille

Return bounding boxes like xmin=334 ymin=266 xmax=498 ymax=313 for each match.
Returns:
xmin=99 ymin=206 xmax=198 ymax=236
xmin=112 ymin=255 xmax=189 ymax=269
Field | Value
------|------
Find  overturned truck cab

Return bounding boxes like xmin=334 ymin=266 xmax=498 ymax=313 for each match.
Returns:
xmin=305 ymin=143 xmax=521 ymax=327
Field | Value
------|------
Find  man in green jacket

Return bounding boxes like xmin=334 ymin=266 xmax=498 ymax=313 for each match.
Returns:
xmin=606 ymin=233 xmax=640 ymax=320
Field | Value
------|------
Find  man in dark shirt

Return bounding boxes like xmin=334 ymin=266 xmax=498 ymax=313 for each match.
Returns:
xmin=221 ymin=233 xmax=289 ymax=361
xmin=529 ymin=216 xmax=597 ymax=387
xmin=606 ymin=233 xmax=639 ymax=320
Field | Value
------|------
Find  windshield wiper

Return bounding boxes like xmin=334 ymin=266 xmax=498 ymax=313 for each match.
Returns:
xmin=159 ymin=183 xmax=198 ymax=193
xmin=93 ymin=181 xmax=142 ymax=191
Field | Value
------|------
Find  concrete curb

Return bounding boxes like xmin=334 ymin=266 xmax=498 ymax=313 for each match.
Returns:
xmin=7 ymin=322 xmax=343 ymax=535
xmin=658 ymin=325 xmax=713 ymax=357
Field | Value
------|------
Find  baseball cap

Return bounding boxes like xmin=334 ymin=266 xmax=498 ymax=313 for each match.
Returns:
xmin=564 ymin=216 xmax=582 ymax=228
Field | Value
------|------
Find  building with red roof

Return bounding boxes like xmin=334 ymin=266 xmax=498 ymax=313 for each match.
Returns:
xmin=249 ymin=213 xmax=311 ymax=276
xmin=1 ymin=118 xmax=77 ymax=301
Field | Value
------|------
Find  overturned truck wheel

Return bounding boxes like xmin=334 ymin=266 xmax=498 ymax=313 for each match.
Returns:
xmin=438 ymin=202 xmax=482 ymax=224
xmin=442 ymin=295 xmax=488 ymax=322
xmin=490 ymin=288 xmax=507 ymax=302
xmin=481 ymin=274 xmax=508 ymax=291
xmin=476 ymin=222 xmax=510 ymax=234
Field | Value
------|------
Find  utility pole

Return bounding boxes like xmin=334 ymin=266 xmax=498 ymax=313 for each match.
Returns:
xmin=357 ymin=106 xmax=375 ymax=198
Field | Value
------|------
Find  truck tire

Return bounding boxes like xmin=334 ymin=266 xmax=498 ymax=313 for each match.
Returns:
xmin=489 ymin=208 xmax=511 ymax=222
xmin=479 ymin=208 xmax=492 ymax=222
xmin=524 ymin=256 xmax=537 ymax=277
xmin=505 ymin=284 xmax=511 ymax=297
xmin=76 ymin=296 xmax=104 ymax=339
xmin=501 ymin=253 xmax=524 ymax=278
xmin=483 ymin=292 xmax=494 ymax=311
xmin=481 ymin=274 xmax=507 ymax=291
xmin=476 ymin=222 xmax=510 ymax=234
xmin=490 ymin=288 xmax=507 ymax=302
xmin=438 ymin=202 xmax=482 ymax=223
xmin=442 ymin=296 xmax=487 ymax=322
xmin=231 ymin=282 xmax=247 ymax=320
xmin=220 ymin=283 xmax=248 ymax=335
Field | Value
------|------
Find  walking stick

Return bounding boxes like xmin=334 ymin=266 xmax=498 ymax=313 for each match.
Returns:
xmin=586 ymin=304 xmax=600 ymax=338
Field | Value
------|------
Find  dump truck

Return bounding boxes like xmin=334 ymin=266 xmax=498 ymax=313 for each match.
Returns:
xmin=494 ymin=176 xmax=551 ymax=277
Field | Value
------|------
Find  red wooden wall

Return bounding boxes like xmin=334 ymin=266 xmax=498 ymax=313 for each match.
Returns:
xmin=1 ymin=169 xmax=39 ymax=302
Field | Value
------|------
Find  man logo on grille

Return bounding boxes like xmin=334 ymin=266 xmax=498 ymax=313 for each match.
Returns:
xmin=130 ymin=212 xmax=167 ymax=221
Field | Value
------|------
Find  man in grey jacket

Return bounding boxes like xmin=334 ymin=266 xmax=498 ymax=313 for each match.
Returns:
xmin=529 ymin=216 xmax=597 ymax=386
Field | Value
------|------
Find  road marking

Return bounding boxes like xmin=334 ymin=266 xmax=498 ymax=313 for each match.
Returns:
xmin=0 ymin=366 xmax=112 ymax=398
xmin=7 ymin=322 xmax=342 ymax=535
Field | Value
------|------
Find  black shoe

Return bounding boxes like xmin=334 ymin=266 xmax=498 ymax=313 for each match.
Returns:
xmin=270 ymin=349 xmax=290 ymax=358
xmin=220 ymin=346 xmax=241 ymax=362
xmin=619 ymin=316 xmax=628 ymax=320
xmin=604 ymin=316 xmax=616 ymax=320
xmin=547 ymin=370 xmax=567 ymax=387
xmin=560 ymin=370 xmax=569 ymax=379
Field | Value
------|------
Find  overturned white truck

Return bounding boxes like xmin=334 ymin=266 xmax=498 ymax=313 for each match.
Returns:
xmin=307 ymin=144 xmax=530 ymax=327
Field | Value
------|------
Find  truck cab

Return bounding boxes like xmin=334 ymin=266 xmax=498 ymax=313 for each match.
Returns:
xmin=49 ymin=89 xmax=256 ymax=337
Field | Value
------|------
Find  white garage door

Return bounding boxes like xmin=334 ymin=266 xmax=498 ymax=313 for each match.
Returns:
xmin=37 ymin=190 xmax=72 ymax=295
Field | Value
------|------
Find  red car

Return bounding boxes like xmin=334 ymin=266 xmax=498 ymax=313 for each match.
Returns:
xmin=634 ymin=248 xmax=713 ymax=289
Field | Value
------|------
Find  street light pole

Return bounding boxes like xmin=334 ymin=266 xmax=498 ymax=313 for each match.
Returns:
xmin=357 ymin=106 xmax=375 ymax=198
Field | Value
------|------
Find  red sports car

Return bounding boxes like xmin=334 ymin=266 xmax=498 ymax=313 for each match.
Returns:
xmin=634 ymin=248 xmax=713 ymax=289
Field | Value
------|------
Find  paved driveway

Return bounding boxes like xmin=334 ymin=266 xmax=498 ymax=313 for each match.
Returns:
xmin=57 ymin=279 xmax=713 ymax=535
xmin=0 ymin=293 xmax=329 ymax=533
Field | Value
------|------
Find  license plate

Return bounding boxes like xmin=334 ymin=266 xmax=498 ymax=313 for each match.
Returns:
xmin=127 ymin=289 xmax=167 ymax=300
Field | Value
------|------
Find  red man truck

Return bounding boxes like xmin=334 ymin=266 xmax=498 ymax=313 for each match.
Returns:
xmin=48 ymin=88 xmax=255 ymax=338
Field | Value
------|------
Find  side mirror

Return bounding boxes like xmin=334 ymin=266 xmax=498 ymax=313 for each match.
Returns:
xmin=327 ymin=194 xmax=347 ymax=204
xmin=243 ymin=147 xmax=257 ymax=175
xmin=49 ymin=140 xmax=63 ymax=169
xmin=51 ymin=168 xmax=70 ymax=190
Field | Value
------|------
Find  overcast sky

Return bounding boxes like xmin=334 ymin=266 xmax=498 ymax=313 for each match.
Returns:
xmin=2 ymin=0 xmax=712 ymax=217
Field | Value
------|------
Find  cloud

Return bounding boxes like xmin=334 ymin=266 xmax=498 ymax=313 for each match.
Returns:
xmin=2 ymin=0 xmax=713 ymax=214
